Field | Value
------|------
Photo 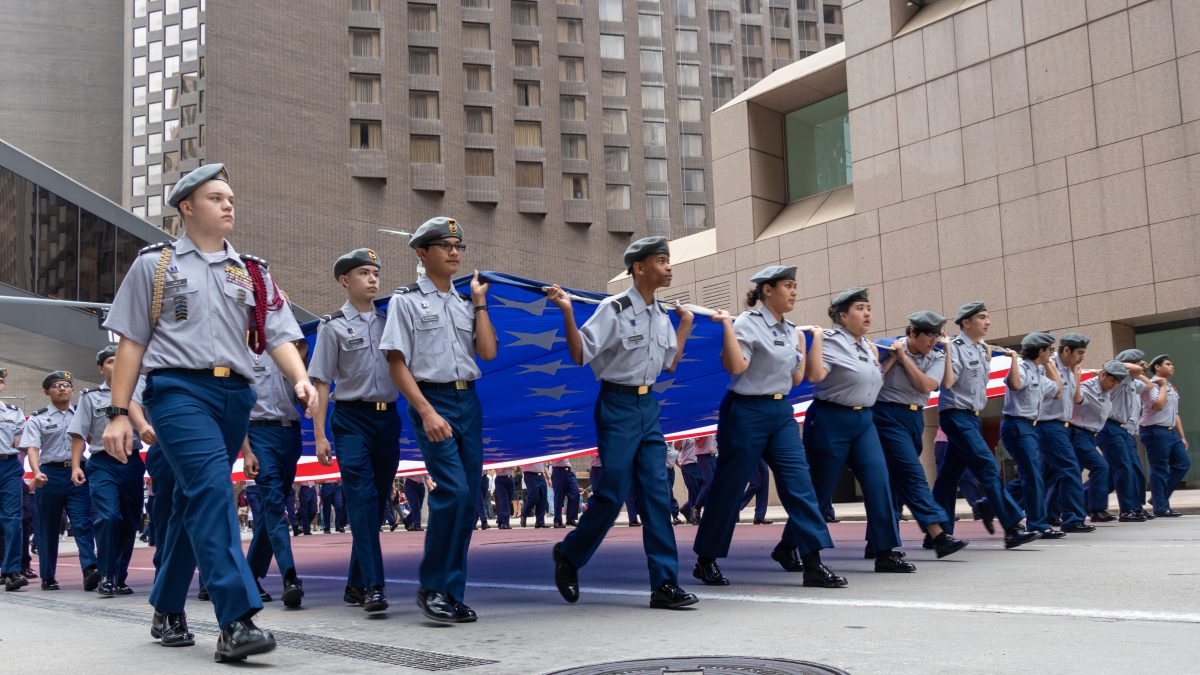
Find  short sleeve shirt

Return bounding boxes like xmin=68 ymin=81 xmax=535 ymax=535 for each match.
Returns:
xmin=578 ymin=286 xmax=678 ymax=387
xmin=1139 ymin=381 xmax=1180 ymax=427
xmin=1002 ymin=359 xmax=1049 ymax=419
xmin=0 ymin=403 xmax=25 ymax=455
xmin=309 ymin=300 xmax=395 ymax=401
xmin=728 ymin=308 xmax=802 ymax=396
xmin=1070 ymin=377 xmax=1112 ymax=433
xmin=813 ymin=327 xmax=883 ymax=408
xmin=1039 ymin=353 xmax=1075 ymax=422
xmin=877 ymin=345 xmax=945 ymax=408
xmin=938 ymin=334 xmax=991 ymax=411
xmin=21 ymin=406 xmax=75 ymax=463
xmin=68 ymin=384 xmax=140 ymax=456
xmin=1109 ymin=378 xmax=1147 ymax=432
xmin=379 ymin=276 xmax=482 ymax=383
xmin=249 ymin=350 xmax=301 ymax=421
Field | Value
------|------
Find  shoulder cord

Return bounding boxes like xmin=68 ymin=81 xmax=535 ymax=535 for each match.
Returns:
xmin=244 ymin=259 xmax=285 ymax=354
xmin=149 ymin=247 xmax=173 ymax=328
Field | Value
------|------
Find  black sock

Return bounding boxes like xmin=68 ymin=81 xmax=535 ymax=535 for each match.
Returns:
xmin=800 ymin=552 xmax=820 ymax=567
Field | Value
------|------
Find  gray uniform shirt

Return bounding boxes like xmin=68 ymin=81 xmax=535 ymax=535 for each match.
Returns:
xmin=103 ymin=235 xmax=303 ymax=381
xmin=550 ymin=458 xmax=571 ymax=468
xmin=813 ymin=327 xmax=882 ymax=408
xmin=68 ymin=384 xmax=140 ymax=456
xmin=1108 ymin=378 xmax=1147 ymax=433
xmin=20 ymin=406 xmax=75 ymax=462
xmin=1070 ymin=377 xmax=1112 ymax=433
xmin=520 ymin=462 xmax=545 ymax=473
xmin=250 ymin=350 xmax=301 ymax=421
xmin=379 ymin=276 xmax=482 ymax=383
xmin=728 ymin=308 xmax=801 ymax=396
xmin=309 ymin=301 xmax=395 ymax=401
xmin=877 ymin=346 xmax=945 ymax=408
xmin=132 ymin=375 xmax=147 ymax=406
xmin=0 ymin=403 xmax=25 ymax=456
xmin=938 ymin=334 xmax=991 ymax=411
xmin=579 ymin=286 xmax=678 ymax=387
xmin=1002 ymin=359 xmax=1050 ymax=419
xmin=1039 ymin=353 xmax=1075 ymax=422
xmin=677 ymin=438 xmax=697 ymax=464
xmin=1139 ymin=381 xmax=1180 ymax=428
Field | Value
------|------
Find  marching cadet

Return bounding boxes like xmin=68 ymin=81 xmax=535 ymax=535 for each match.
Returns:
xmin=1098 ymin=350 xmax=1154 ymax=521
xmin=999 ymin=332 xmax=1065 ymax=538
xmin=476 ymin=470 xmax=491 ymax=530
xmin=244 ymin=337 xmax=309 ymax=608
xmin=494 ymin=466 xmax=516 ymax=529
xmin=1038 ymin=333 xmax=1095 ymax=533
xmin=297 ymin=482 xmax=318 ymax=535
xmin=690 ymin=266 xmax=845 ymax=588
xmin=380 ymin=216 xmax=497 ymax=623
xmin=550 ymin=457 xmax=580 ymax=528
xmin=319 ymin=480 xmax=347 ymax=533
xmin=69 ymin=346 xmax=144 ymax=596
xmin=1140 ymin=355 xmax=1189 ymax=517
xmin=931 ymin=302 xmax=1040 ymax=548
xmin=309 ymin=247 xmax=400 ymax=613
xmin=1 ymin=367 xmax=30 ymax=592
xmin=874 ymin=311 xmax=970 ymax=557
xmin=22 ymin=371 xmax=99 ymax=591
xmin=101 ymin=163 xmax=316 ymax=661
xmin=546 ymin=235 xmax=699 ymax=610
xmin=402 ymin=474 xmax=426 ymax=531
xmin=1071 ymin=361 xmax=1131 ymax=522
xmin=520 ymin=462 xmax=549 ymax=528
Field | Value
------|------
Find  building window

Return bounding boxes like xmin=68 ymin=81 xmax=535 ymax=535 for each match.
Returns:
xmin=710 ymin=43 xmax=733 ymax=66
xmin=165 ymin=55 xmax=180 ymax=78
xmin=772 ymin=38 xmax=792 ymax=60
xmin=824 ymin=6 xmax=842 ymax=24
xmin=164 ymin=87 xmax=178 ymax=109
xmin=639 ymin=49 xmax=663 ymax=75
xmin=677 ymin=63 xmax=700 ymax=87
xmin=150 ymin=10 xmax=162 ymax=31
xmin=350 ymin=74 xmax=381 ymax=103
xmin=463 ymin=23 xmax=491 ymax=50
xmin=133 ymin=115 xmax=146 ymax=136
xmin=646 ymin=195 xmax=669 ymax=219
xmin=133 ymin=146 xmax=146 ymax=166
xmin=512 ymin=1 xmax=537 ymax=26
xmin=638 ymin=14 xmax=661 ymax=38
xmin=133 ymin=85 xmax=146 ymax=106
xmin=134 ymin=26 xmax=147 ymax=48
xmin=409 ymin=5 xmax=437 ymax=31
xmin=351 ymin=0 xmax=380 ymax=11
xmin=563 ymin=174 xmax=588 ymax=200
xmin=181 ymin=5 xmax=198 ymax=28
xmin=148 ymin=132 xmax=162 ymax=154
xmin=681 ymin=133 xmax=703 ymax=158
xmin=785 ymin=92 xmax=851 ymax=201
xmin=600 ymin=34 xmax=625 ymax=59
xmin=149 ymin=71 xmax=162 ymax=93
xmin=134 ymin=56 xmax=147 ymax=77
xmin=465 ymin=64 xmax=492 ymax=91
xmin=514 ymin=121 xmax=543 ymax=148
xmin=557 ymin=18 xmax=583 ymax=43
xmin=743 ymin=57 xmax=765 ymax=79
xmin=182 ymin=38 xmax=199 ymax=62
xmin=148 ymin=163 xmax=162 ymax=186
xmin=165 ymin=119 xmax=180 ymax=140
xmin=350 ymin=29 xmax=380 ymax=57
xmin=350 ymin=120 xmax=383 ymax=149
xmin=605 ymin=185 xmax=631 ymax=210
xmin=643 ymin=122 xmax=666 ymax=147
xmin=462 ymin=0 xmax=490 ymax=6
xmin=516 ymin=161 xmax=543 ymax=188
xmin=166 ymin=24 xmax=179 ymax=46
xmin=561 ymin=134 xmax=587 ymax=160
xmin=679 ymin=99 xmax=701 ymax=122
xmin=465 ymin=149 xmax=494 ymax=176
xmin=800 ymin=21 xmax=818 ymax=41
xmin=708 ymin=10 xmax=731 ymax=32
xmin=180 ymin=104 xmax=197 ymax=126
xmin=559 ymin=57 xmax=584 ymax=82
xmin=642 ymin=86 xmax=665 ymax=112
xmin=181 ymin=137 xmax=198 ymax=160
xmin=825 ymin=33 xmax=843 ymax=48
xmin=560 ymin=95 xmax=586 ymax=121
xmin=514 ymin=41 xmax=540 ymax=67
xmin=676 ymin=29 xmax=698 ymax=53
xmin=604 ymin=146 xmax=630 ymax=172
xmin=135 ymin=1 xmax=146 ymax=19
xmin=409 ymin=91 xmax=439 ymax=119
xmin=182 ymin=71 xmax=199 ymax=92
xmin=771 ymin=7 xmax=790 ymax=28
xmin=603 ymin=108 xmax=628 ymax=134
xmin=133 ymin=175 xmax=146 ymax=197
xmin=742 ymin=0 xmax=760 ymax=12
xmin=515 ymin=80 xmax=541 ymax=106
xmin=712 ymin=76 xmax=734 ymax=101
xmin=411 ymin=135 xmax=441 ymax=163
xmin=676 ymin=0 xmax=696 ymax=19
xmin=741 ymin=25 xmax=762 ymax=47
xmin=601 ymin=71 xmax=626 ymax=96
xmin=409 ymin=48 xmax=438 ymax=74
xmin=599 ymin=0 xmax=622 ymax=22
xmin=682 ymin=169 xmax=704 ymax=192
xmin=684 ymin=204 xmax=706 ymax=229
xmin=644 ymin=158 xmax=667 ymax=182
xmin=163 ymin=150 xmax=179 ymax=172
xmin=150 ymin=41 xmax=163 ymax=62
xmin=465 ymin=107 xmax=493 ymax=133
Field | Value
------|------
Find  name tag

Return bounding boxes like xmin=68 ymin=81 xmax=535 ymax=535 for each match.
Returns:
xmin=968 ymin=360 xmax=979 ymax=367
xmin=773 ymin=340 xmax=785 ymax=347
xmin=164 ymin=278 xmax=188 ymax=290
xmin=45 ymin=424 xmax=58 ymax=430
xmin=858 ymin=355 xmax=868 ymax=362
xmin=420 ymin=314 xmax=440 ymax=324
xmin=253 ymin=366 xmax=267 ymax=373
xmin=628 ymin=334 xmax=644 ymax=344
xmin=347 ymin=337 xmax=366 ymax=347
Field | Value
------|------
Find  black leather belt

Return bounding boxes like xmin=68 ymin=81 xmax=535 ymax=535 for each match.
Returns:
xmin=42 ymin=461 xmax=73 ymax=468
xmin=249 ymin=419 xmax=295 ymax=427
xmin=602 ymin=381 xmax=652 ymax=395
xmin=1068 ymin=423 xmax=1098 ymax=434
xmin=943 ymin=408 xmax=981 ymax=417
xmin=152 ymin=367 xmax=247 ymax=383
xmin=876 ymin=401 xmax=921 ymax=411
xmin=1003 ymin=414 xmax=1038 ymax=425
xmin=813 ymin=398 xmax=866 ymax=411
xmin=337 ymin=399 xmax=398 ymax=411
xmin=0 ymin=453 xmax=18 ymax=461
xmin=552 ymin=465 xmax=572 ymax=470
xmin=417 ymin=380 xmax=475 ymax=391
xmin=730 ymin=392 xmax=787 ymax=400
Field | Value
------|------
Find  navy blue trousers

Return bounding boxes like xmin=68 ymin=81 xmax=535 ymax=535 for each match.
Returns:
xmin=873 ymin=403 xmax=950 ymax=531
xmin=408 ymin=387 xmax=483 ymax=602
xmin=1000 ymin=416 xmax=1048 ymax=531
xmin=590 ymin=465 xmax=643 ymax=522
xmin=740 ymin=460 xmax=770 ymax=520
xmin=144 ymin=446 xmax=174 ymax=572
xmin=0 ymin=458 xmax=23 ymax=574
xmin=521 ymin=472 xmax=547 ymax=525
xmin=404 ymin=479 xmax=426 ymax=529
xmin=331 ymin=403 xmax=401 ymax=590
xmin=1096 ymin=420 xmax=1146 ymax=512
xmin=933 ymin=440 xmax=985 ymax=508
xmin=552 ymin=466 xmax=580 ymax=525
xmin=87 ymin=451 xmax=145 ymax=584
xmin=561 ymin=390 xmax=678 ymax=588
xmin=1070 ymin=427 xmax=1110 ymax=513
xmin=476 ymin=474 xmax=490 ymax=527
xmin=1139 ymin=425 xmax=1191 ymax=513
xmin=145 ymin=370 xmax=259 ymax=627
xmin=493 ymin=475 xmax=514 ymax=526
xmin=1038 ymin=422 xmax=1087 ymax=529
xmin=35 ymin=465 xmax=97 ymax=582
xmin=667 ymin=466 xmax=679 ymax=517
xmin=933 ymin=410 xmax=1024 ymax=533
xmin=298 ymin=486 xmax=317 ymax=534
xmin=320 ymin=482 xmax=347 ymax=531
xmin=246 ymin=424 xmax=302 ymax=579
xmin=799 ymin=400 xmax=900 ymax=550
xmin=696 ymin=394 xmax=831 ymax=559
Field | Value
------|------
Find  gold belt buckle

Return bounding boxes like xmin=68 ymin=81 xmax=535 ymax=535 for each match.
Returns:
xmin=1032 ymin=420 xmax=1038 ymax=426
xmin=455 ymin=380 xmax=468 ymax=390
xmin=909 ymin=404 xmax=919 ymax=411
xmin=773 ymin=393 xmax=784 ymax=400
xmin=974 ymin=410 xmax=980 ymax=417
xmin=637 ymin=385 xmax=650 ymax=395
xmin=213 ymin=366 xmax=231 ymax=377
xmin=852 ymin=406 xmax=863 ymax=411
xmin=375 ymin=402 xmax=388 ymax=411
xmin=1063 ymin=421 xmax=1069 ymax=428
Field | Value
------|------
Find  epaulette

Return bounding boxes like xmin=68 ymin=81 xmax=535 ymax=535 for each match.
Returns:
xmin=240 ymin=253 xmax=269 ymax=267
xmin=138 ymin=241 xmax=173 ymax=255
xmin=656 ymin=301 xmax=670 ymax=313
xmin=612 ymin=295 xmax=633 ymax=312
xmin=77 ymin=388 xmax=94 ymax=397
xmin=321 ymin=310 xmax=346 ymax=323
xmin=459 ymin=291 xmax=472 ymax=302
xmin=34 ymin=406 xmax=48 ymax=416
xmin=823 ymin=329 xmax=837 ymax=337
xmin=785 ymin=319 xmax=796 ymax=327
xmin=953 ymin=337 xmax=965 ymax=346
xmin=394 ymin=282 xmax=420 ymax=294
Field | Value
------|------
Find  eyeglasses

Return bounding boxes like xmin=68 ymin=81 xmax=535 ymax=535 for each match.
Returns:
xmin=48 ymin=382 xmax=73 ymax=390
xmin=427 ymin=242 xmax=467 ymax=253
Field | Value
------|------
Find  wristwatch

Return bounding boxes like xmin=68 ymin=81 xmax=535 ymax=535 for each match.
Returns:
xmin=103 ymin=406 xmax=129 ymax=419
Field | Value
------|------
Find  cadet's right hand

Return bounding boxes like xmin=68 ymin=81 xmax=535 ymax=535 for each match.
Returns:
xmin=71 ymin=467 xmax=86 ymax=486
xmin=102 ymin=416 xmax=133 ymax=464
xmin=422 ymin=410 xmax=453 ymax=443
xmin=316 ymin=437 xmax=334 ymax=466
xmin=711 ymin=309 xmax=733 ymax=323
xmin=32 ymin=471 xmax=47 ymax=488
xmin=139 ymin=424 xmax=158 ymax=445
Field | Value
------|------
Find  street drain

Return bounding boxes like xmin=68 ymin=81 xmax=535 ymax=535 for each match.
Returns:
xmin=1 ymin=593 xmax=496 ymax=671
xmin=547 ymin=656 xmax=849 ymax=675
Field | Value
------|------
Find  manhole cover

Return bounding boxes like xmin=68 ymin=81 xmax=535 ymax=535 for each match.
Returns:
xmin=547 ymin=656 xmax=849 ymax=675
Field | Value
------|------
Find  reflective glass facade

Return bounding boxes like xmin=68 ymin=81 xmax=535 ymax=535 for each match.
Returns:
xmin=784 ymin=92 xmax=852 ymax=202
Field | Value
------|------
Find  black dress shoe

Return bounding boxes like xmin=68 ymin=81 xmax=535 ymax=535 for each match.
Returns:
xmin=692 ymin=559 xmax=729 ymax=586
xmin=874 ymin=551 xmax=917 ymax=573
xmin=214 ymin=618 xmax=275 ymax=662
xmin=552 ymin=543 xmax=579 ymax=603
xmin=41 ymin=579 xmax=60 ymax=591
xmin=753 ymin=518 xmax=773 ymax=525
xmin=416 ymin=587 xmax=472 ymax=623
xmin=453 ymin=601 xmax=478 ymax=622
xmin=627 ymin=522 xmax=641 ymax=527
xmin=97 ymin=576 xmax=116 ymax=597
xmin=21 ymin=567 xmax=37 ymax=579
xmin=566 ymin=520 xmax=577 ymax=527
xmin=151 ymin=611 xmax=165 ymax=639
xmin=343 ymin=585 xmax=363 ymax=605
xmin=672 ymin=516 xmax=682 ymax=525
xmin=322 ymin=529 xmax=331 ymax=534
xmin=1062 ymin=523 xmax=1096 ymax=533
xmin=362 ymin=585 xmax=388 ymax=612
xmin=292 ymin=527 xmax=301 ymax=536
xmin=1038 ymin=528 xmax=1067 ymax=539
xmin=197 ymin=585 xmax=209 ymax=601
xmin=1154 ymin=509 xmax=1183 ymax=518
xmin=389 ymin=523 xmax=398 ymax=532
xmin=256 ymin=578 xmax=273 ymax=602
xmin=1140 ymin=509 xmax=1156 ymax=520
xmin=480 ymin=524 xmax=489 ymax=530
xmin=282 ymin=577 xmax=304 ymax=608
xmin=3 ymin=573 xmax=28 ymax=591
xmin=1090 ymin=510 xmax=1116 ymax=523
xmin=649 ymin=582 xmax=698 ymax=609
xmin=802 ymin=563 xmax=848 ymax=588
xmin=976 ymin=500 xmax=996 ymax=534
xmin=770 ymin=544 xmax=804 ymax=572
xmin=83 ymin=565 xmax=101 ymax=592
xmin=1004 ymin=527 xmax=1041 ymax=549
xmin=498 ymin=524 xmax=511 ymax=529
xmin=824 ymin=514 xmax=841 ymax=524
xmin=931 ymin=533 xmax=969 ymax=558
xmin=160 ymin=613 xmax=195 ymax=647
xmin=680 ymin=506 xmax=696 ymax=525
xmin=1119 ymin=510 xmax=1147 ymax=522
xmin=553 ymin=523 xmax=566 ymax=528
xmin=336 ymin=527 xmax=346 ymax=533
xmin=115 ymin=584 xmax=134 ymax=595
xmin=1047 ymin=516 xmax=1062 ymax=527
xmin=520 ymin=516 xmax=527 ymax=528
xmin=863 ymin=543 xmax=906 ymax=559
xmin=922 ymin=533 xmax=936 ymax=550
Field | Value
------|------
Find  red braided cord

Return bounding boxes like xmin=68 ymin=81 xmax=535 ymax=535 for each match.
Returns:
xmin=245 ymin=260 xmax=278 ymax=354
